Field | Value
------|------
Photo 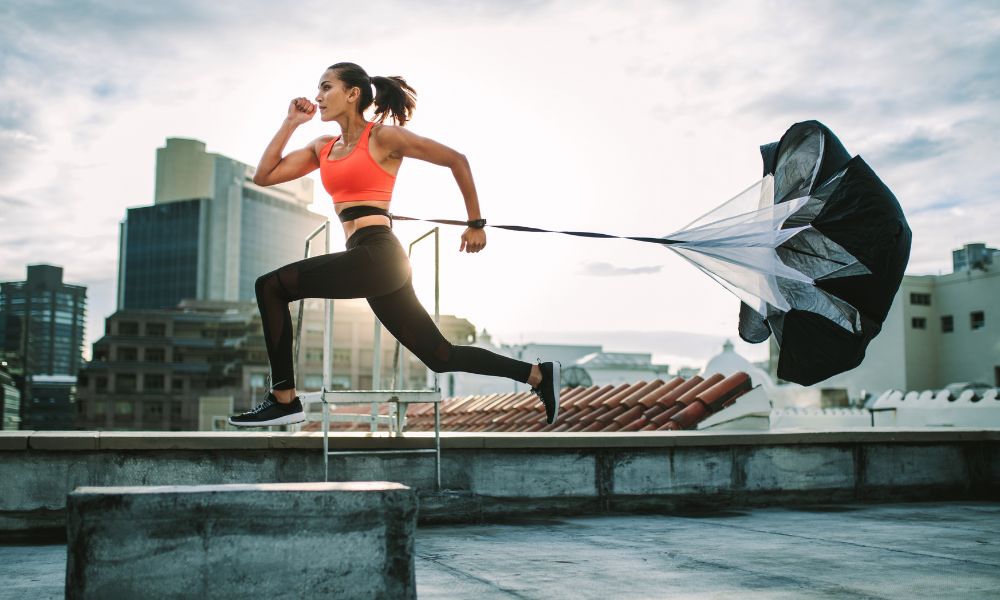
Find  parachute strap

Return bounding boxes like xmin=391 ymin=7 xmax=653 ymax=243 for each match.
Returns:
xmin=388 ymin=213 xmax=681 ymax=246
xmin=387 ymin=213 xmax=849 ymax=266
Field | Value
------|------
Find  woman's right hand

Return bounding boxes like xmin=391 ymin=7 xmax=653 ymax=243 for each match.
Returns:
xmin=286 ymin=97 xmax=316 ymax=125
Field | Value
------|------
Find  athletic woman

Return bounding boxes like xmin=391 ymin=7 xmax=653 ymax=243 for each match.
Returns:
xmin=229 ymin=62 xmax=560 ymax=427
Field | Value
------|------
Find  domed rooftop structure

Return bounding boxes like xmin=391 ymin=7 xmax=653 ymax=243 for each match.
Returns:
xmin=702 ymin=340 xmax=775 ymax=394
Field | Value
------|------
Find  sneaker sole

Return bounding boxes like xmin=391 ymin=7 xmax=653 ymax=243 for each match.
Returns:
xmin=228 ymin=411 xmax=306 ymax=428
xmin=549 ymin=361 xmax=561 ymax=423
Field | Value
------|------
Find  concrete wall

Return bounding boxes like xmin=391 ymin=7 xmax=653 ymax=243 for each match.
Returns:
xmin=1 ymin=430 xmax=997 ymax=535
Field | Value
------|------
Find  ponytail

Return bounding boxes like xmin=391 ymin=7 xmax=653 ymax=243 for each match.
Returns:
xmin=326 ymin=62 xmax=417 ymax=127
xmin=371 ymin=75 xmax=417 ymax=126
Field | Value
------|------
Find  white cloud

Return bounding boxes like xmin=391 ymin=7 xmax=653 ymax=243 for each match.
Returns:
xmin=1 ymin=0 xmax=997 ymax=357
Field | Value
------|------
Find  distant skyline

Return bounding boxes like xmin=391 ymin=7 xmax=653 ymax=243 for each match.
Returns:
xmin=2 ymin=1 xmax=998 ymax=367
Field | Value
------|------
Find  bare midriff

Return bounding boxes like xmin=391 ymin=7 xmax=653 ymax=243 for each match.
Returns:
xmin=336 ymin=200 xmax=392 ymax=239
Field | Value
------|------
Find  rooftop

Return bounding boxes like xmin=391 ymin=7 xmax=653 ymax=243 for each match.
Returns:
xmin=5 ymin=501 xmax=999 ymax=599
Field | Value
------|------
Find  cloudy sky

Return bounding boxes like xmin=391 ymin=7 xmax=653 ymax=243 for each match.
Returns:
xmin=2 ymin=0 xmax=998 ymax=367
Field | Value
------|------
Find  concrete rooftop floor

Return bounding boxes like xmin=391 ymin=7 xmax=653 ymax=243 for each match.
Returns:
xmin=3 ymin=501 xmax=998 ymax=599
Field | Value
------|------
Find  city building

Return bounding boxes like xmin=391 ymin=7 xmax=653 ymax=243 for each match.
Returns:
xmin=0 ymin=264 xmax=87 ymax=429
xmin=0 ymin=360 xmax=21 ymax=430
xmin=76 ymin=298 xmax=476 ymax=431
xmin=117 ymin=137 xmax=326 ymax=310
xmin=766 ymin=242 xmax=999 ymax=402
xmin=952 ymin=242 xmax=998 ymax=273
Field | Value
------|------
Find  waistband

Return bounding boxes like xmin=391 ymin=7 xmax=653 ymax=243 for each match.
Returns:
xmin=338 ymin=205 xmax=391 ymax=223
xmin=345 ymin=224 xmax=395 ymax=249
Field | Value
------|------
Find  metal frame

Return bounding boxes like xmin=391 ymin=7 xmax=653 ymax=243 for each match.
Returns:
xmin=293 ymin=222 xmax=444 ymax=489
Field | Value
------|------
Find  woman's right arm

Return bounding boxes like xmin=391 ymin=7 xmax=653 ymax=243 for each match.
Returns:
xmin=252 ymin=97 xmax=324 ymax=186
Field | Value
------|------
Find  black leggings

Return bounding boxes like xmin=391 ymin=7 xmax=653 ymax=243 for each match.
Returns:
xmin=254 ymin=225 xmax=532 ymax=391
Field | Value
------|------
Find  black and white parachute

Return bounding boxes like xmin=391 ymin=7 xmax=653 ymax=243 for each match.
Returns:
xmin=663 ymin=120 xmax=911 ymax=385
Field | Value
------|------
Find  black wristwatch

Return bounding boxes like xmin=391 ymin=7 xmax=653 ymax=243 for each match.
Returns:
xmin=467 ymin=219 xmax=487 ymax=229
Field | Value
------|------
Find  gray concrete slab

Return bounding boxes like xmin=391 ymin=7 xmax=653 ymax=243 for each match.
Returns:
xmin=66 ymin=482 xmax=416 ymax=599
xmin=3 ymin=501 xmax=998 ymax=599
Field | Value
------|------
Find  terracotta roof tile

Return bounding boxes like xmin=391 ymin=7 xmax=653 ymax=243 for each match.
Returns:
xmin=669 ymin=400 xmax=709 ymax=430
xmin=637 ymin=377 xmax=685 ymax=408
xmin=584 ymin=383 xmax=634 ymax=409
xmin=595 ymin=404 xmax=630 ymax=423
xmin=674 ymin=374 xmax=724 ymax=406
xmin=642 ymin=403 xmax=669 ymax=420
xmin=622 ymin=414 xmax=649 ymax=431
xmin=620 ymin=380 xmax=666 ymax=407
xmin=613 ymin=404 xmax=645 ymax=426
xmin=696 ymin=372 xmax=752 ymax=412
xmin=327 ymin=372 xmax=753 ymax=433
xmin=649 ymin=403 xmax=684 ymax=426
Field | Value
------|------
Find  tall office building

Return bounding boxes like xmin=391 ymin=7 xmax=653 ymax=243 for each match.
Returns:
xmin=0 ymin=265 xmax=87 ymax=429
xmin=118 ymin=137 xmax=326 ymax=309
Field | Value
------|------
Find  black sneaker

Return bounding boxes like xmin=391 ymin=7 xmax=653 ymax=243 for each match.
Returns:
xmin=530 ymin=360 xmax=561 ymax=424
xmin=229 ymin=391 xmax=305 ymax=427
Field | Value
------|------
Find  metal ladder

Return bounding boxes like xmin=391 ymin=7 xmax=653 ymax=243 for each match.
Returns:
xmin=293 ymin=221 xmax=444 ymax=489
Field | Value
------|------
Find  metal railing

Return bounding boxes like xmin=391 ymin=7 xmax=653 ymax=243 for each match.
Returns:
xmin=292 ymin=221 xmax=444 ymax=488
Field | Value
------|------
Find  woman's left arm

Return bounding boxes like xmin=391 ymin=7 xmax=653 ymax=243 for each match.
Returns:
xmin=376 ymin=126 xmax=486 ymax=253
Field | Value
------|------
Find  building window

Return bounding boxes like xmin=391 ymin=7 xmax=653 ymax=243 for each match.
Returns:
xmin=94 ymin=401 xmax=106 ymax=416
xmin=170 ymin=402 xmax=183 ymax=419
xmin=911 ymin=317 xmax=927 ymax=330
xmin=114 ymin=401 xmax=133 ymax=416
xmin=333 ymin=349 xmax=352 ymax=365
xmin=145 ymin=374 xmax=165 ymax=391
xmin=116 ymin=347 xmax=138 ymax=362
xmin=941 ymin=315 xmax=953 ymax=333
xmin=171 ymin=377 xmax=184 ymax=391
xmin=147 ymin=402 xmax=164 ymax=418
xmin=146 ymin=322 xmax=166 ymax=336
xmin=971 ymin=311 xmax=985 ymax=330
xmin=116 ymin=373 xmax=137 ymax=392
xmin=909 ymin=292 xmax=931 ymax=306
xmin=145 ymin=348 xmax=165 ymax=362
xmin=118 ymin=321 xmax=139 ymax=335
xmin=95 ymin=376 xmax=108 ymax=392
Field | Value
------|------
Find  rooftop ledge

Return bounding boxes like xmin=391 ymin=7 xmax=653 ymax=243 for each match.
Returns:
xmin=3 ymin=428 xmax=997 ymax=535
xmin=2 ymin=428 xmax=999 ymax=451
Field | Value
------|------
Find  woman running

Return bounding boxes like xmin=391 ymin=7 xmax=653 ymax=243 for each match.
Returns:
xmin=229 ymin=62 xmax=560 ymax=427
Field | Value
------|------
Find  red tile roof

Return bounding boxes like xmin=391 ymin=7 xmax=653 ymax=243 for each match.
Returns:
xmin=304 ymin=372 xmax=753 ymax=433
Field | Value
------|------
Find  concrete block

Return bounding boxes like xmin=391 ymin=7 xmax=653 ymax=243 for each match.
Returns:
xmin=864 ymin=444 xmax=966 ymax=488
xmin=66 ymin=482 xmax=416 ymax=600
xmin=469 ymin=452 xmax=595 ymax=497
xmin=614 ymin=448 xmax=732 ymax=495
xmin=742 ymin=445 xmax=854 ymax=491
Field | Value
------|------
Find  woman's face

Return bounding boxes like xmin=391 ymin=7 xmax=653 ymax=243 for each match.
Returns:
xmin=315 ymin=71 xmax=358 ymax=121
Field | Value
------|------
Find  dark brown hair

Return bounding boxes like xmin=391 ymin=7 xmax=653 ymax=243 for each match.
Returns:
xmin=327 ymin=62 xmax=417 ymax=126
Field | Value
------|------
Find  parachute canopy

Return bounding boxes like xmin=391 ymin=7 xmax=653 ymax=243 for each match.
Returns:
xmin=663 ymin=120 xmax=911 ymax=386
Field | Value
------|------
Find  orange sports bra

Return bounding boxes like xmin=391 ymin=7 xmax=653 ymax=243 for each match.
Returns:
xmin=319 ymin=121 xmax=397 ymax=203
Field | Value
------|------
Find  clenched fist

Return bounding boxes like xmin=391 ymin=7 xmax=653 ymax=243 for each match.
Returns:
xmin=286 ymin=97 xmax=316 ymax=125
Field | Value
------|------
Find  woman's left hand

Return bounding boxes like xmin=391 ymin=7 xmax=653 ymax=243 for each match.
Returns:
xmin=460 ymin=228 xmax=487 ymax=253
